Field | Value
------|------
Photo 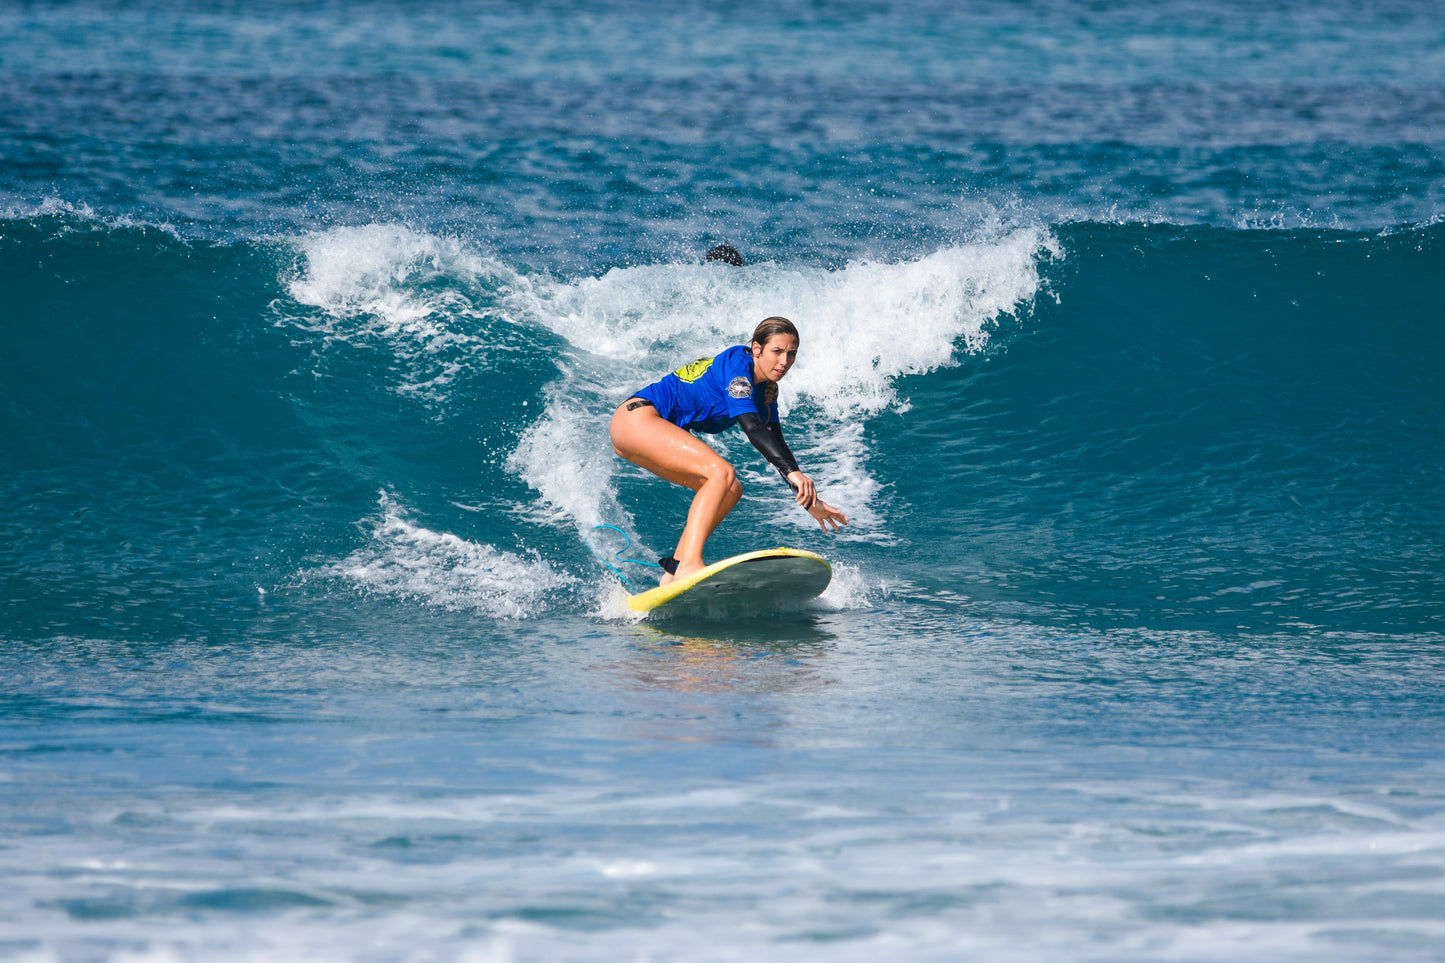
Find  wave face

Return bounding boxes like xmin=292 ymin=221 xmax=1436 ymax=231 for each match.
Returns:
xmin=4 ymin=213 xmax=1440 ymax=636
xmin=888 ymin=221 xmax=1445 ymax=631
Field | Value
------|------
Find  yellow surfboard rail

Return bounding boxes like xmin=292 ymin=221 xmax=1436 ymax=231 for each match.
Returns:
xmin=626 ymin=547 xmax=831 ymax=615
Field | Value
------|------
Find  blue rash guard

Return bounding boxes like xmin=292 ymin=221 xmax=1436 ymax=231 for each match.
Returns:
xmin=631 ymin=343 xmax=805 ymax=489
xmin=633 ymin=344 xmax=779 ymax=434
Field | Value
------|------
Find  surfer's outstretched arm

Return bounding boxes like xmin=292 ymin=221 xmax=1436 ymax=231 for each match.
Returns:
xmin=736 ymin=412 xmax=850 ymax=531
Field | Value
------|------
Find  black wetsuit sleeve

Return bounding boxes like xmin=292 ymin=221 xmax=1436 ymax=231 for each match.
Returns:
xmin=736 ymin=411 xmax=801 ymax=481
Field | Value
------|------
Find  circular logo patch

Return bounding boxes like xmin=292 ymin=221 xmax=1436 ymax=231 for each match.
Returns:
xmin=727 ymin=376 xmax=752 ymax=399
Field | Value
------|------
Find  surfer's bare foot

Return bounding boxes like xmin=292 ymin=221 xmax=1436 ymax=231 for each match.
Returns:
xmin=673 ymin=560 xmax=706 ymax=581
xmin=659 ymin=571 xmax=675 ymax=586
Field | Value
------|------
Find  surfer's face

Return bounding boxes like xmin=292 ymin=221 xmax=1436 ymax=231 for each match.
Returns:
xmin=752 ymin=334 xmax=798 ymax=383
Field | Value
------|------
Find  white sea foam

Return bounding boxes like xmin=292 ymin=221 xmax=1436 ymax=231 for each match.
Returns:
xmin=817 ymin=561 xmax=877 ymax=611
xmin=287 ymin=224 xmax=492 ymax=336
xmin=510 ymin=229 xmax=1056 ymax=417
xmin=2 ymin=196 xmax=183 ymax=237
xmin=325 ymin=492 xmax=575 ymax=618
xmin=281 ymin=224 xmax=524 ymax=398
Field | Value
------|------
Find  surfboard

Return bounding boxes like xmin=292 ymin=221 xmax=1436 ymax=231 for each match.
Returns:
xmin=626 ymin=548 xmax=831 ymax=619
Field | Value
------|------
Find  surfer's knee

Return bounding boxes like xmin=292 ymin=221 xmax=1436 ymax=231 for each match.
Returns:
xmin=708 ymin=460 xmax=738 ymax=492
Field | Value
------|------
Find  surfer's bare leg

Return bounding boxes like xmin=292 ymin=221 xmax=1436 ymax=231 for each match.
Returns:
xmin=672 ymin=465 xmax=743 ymax=580
xmin=610 ymin=401 xmax=743 ymax=582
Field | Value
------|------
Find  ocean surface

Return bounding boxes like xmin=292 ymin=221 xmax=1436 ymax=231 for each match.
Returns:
xmin=3 ymin=1 xmax=1444 ymax=960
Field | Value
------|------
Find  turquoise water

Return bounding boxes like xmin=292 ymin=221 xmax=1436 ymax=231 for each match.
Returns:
xmin=3 ymin=2 xmax=1445 ymax=960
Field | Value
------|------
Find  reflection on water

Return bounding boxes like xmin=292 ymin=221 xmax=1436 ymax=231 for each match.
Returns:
xmin=593 ymin=619 xmax=840 ymax=745
xmin=619 ymin=620 xmax=837 ymax=694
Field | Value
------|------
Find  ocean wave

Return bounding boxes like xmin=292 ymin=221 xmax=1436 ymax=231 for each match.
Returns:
xmin=3 ymin=215 xmax=1440 ymax=631
xmin=322 ymin=492 xmax=578 ymax=619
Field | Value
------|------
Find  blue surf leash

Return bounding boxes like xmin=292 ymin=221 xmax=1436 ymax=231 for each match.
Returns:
xmin=590 ymin=525 xmax=661 ymax=592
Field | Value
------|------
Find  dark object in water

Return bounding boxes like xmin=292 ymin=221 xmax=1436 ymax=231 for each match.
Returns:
xmin=706 ymin=243 xmax=746 ymax=266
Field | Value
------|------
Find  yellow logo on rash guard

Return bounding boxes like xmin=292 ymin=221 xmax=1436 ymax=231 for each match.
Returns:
xmin=673 ymin=356 xmax=715 ymax=383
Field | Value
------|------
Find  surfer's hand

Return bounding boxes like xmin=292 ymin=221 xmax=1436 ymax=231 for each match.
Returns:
xmin=786 ymin=471 xmax=816 ymax=509
xmin=807 ymin=499 xmax=849 ymax=532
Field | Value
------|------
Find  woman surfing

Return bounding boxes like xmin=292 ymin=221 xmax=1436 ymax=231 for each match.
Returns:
xmin=609 ymin=316 xmax=849 ymax=585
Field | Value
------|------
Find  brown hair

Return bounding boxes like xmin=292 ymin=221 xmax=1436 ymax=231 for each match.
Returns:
xmin=750 ymin=316 xmax=799 ymax=348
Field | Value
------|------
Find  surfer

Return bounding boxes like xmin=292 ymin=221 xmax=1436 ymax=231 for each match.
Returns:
xmin=610 ymin=316 xmax=849 ymax=584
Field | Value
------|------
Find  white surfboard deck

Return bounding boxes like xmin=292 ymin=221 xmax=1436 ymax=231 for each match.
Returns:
xmin=627 ymin=548 xmax=831 ymax=619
